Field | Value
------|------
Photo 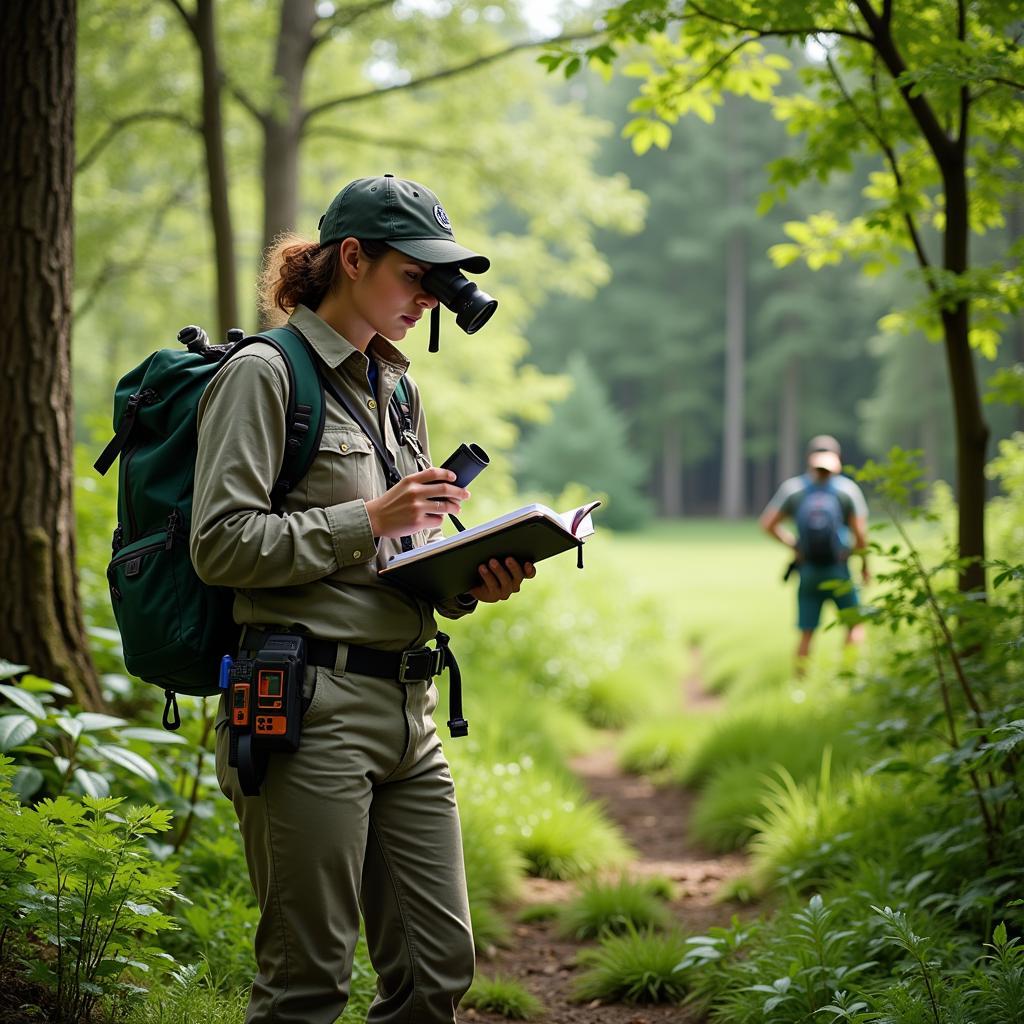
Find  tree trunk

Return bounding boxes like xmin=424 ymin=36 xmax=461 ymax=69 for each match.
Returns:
xmin=777 ymin=354 xmax=800 ymax=481
xmin=942 ymin=152 xmax=988 ymax=593
xmin=260 ymin=0 xmax=317 ymax=283
xmin=0 ymin=0 xmax=103 ymax=708
xmin=660 ymin=420 xmax=683 ymax=517
xmin=194 ymin=0 xmax=239 ymax=339
xmin=720 ymin=107 xmax=746 ymax=518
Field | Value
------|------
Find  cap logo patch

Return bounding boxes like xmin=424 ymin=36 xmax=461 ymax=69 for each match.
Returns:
xmin=433 ymin=204 xmax=452 ymax=232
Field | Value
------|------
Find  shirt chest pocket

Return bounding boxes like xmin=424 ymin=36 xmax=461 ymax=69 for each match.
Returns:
xmin=304 ymin=428 xmax=377 ymax=508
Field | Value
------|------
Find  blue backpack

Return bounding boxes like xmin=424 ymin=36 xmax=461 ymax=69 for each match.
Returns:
xmin=795 ymin=476 xmax=848 ymax=566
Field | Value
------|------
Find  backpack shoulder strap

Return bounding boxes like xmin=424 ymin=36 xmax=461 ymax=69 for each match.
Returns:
xmin=229 ymin=325 xmax=326 ymax=512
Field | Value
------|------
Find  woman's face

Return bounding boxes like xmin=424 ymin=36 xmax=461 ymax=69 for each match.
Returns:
xmin=351 ymin=246 xmax=439 ymax=342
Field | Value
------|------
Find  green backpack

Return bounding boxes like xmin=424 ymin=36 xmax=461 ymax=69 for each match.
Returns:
xmin=95 ymin=324 xmax=414 ymax=729
xmin=93 ymin=326 xmax=323 ymax=727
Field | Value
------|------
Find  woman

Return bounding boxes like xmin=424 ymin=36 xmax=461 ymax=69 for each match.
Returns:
xmin=191 ymin=175 xmax=535 ymax=1024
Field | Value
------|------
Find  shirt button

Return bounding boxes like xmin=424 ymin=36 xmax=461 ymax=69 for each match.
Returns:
xmin=340 ymin=443 xmax=349 ymax=452
xmin=352 ymin=550 xmax=362 ymax=559
xmin=368 ymin=399 xmax=378 ymax=410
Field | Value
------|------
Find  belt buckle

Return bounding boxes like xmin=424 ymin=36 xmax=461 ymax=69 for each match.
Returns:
xmin=398 ymin=646 xmax=445 ymax=683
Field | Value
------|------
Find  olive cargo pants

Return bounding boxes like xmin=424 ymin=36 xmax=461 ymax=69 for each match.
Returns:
xmin=215 ymin=659 xmax=475 ymax=1024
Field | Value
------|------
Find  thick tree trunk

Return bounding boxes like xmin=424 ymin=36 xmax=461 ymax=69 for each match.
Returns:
xmin=194 ymin=0 xmax=239 ymax=339
xmin=720 ymin=108 xmax=746 ymax=518
xmin=0 ymin=0 xmax=103 ymax=708
xmin=777 ymin=354 xmax=800 ymax=481
xmin=660 ymin=421 xmax=683 ymax=517
xmin=261 ymin=0 xmax=317 ymax=277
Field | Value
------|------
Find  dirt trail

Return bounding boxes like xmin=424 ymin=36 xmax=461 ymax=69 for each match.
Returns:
xmin=461 ymin=650 xmax=751 ymax=1024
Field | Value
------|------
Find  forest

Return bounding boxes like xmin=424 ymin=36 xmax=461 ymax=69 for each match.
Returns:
xmin=1 ymin=0 xmax=1022 ymax=1022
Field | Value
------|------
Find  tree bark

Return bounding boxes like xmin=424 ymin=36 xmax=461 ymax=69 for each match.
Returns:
xmin=261 ymin=0 xmax=317 ymax=274
xmin=720 ymin=106 xmax=746 ymax=518
xmin=0 ymin=0 xmax=103 ymax=708
xmin=660 ymin=420 xmax=684 ymax=516
xmin=941 ymin=148 xmax=988 ymax=593
xmin=194 ymin=0 xmax=239 ymax=339
xmin=777 ymin=354 xmax=800 ymax=481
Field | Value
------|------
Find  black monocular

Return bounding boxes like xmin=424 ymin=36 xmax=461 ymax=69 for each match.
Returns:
xmin=421 ymin=264 xmax=498 ymax=353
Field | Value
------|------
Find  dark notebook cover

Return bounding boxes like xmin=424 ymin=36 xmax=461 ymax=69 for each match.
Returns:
xmin=378 ymin=501 xmax=600 ymax=603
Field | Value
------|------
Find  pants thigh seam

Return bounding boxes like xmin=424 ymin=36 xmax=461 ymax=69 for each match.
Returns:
xmin=369 ymin=815 xmax=421 ymax=1024
xmin=263 ymin=780 xmax=290 ymax=1022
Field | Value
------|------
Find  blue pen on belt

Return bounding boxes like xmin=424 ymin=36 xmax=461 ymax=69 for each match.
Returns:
xmin=219 ymin=654 xmax=233 ymax=690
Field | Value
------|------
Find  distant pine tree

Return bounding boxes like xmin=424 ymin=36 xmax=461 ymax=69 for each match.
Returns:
xmin=516 ymin=354 xmax=652 ymax=530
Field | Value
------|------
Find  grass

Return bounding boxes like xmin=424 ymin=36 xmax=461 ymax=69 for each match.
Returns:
xmin=558 ymin=876 xmax=674 ymax=939
xmin=461 ymin=975 xmax=544 ymax=1019
xmin=573 ymin=926 xmax=693 ymax=1004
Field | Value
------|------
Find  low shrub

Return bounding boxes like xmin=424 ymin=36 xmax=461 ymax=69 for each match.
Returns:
xmin=689 ymin=760 xmax=767 ymax=853
xmin=558 ymin=876 xmax=672 ymax=939
xmin=573 ymin=926 xmax=692 ymax=1004
xmin=461 ymin=974 xmax=544 ymax=1020
xmin=618 ymin=715 xmax=710 ymax=778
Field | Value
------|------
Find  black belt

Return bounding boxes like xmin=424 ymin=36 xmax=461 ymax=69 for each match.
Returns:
xmin=239 ymin=627 xmax=468 ymax=737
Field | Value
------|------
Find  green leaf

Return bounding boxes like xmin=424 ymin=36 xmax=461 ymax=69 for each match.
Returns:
xmin=0 ymin=715 xmax=38 ymax=752
xmin=73 ymin=768 xmax=111 ymax=798
xmin=56 ymin=716 xmax=85 ymax=742
xmin=93 ymin=744 xmax=158 ymax=783
xmin=0 ymin=685 xmax=46 ymax=720
xmin=13 ymin=766 xmax=45 ymax=801
xmin=0 ymin=661 xmax=30 ymax=680
xmin=994 ymin=922 xmax=1008 ymax=945
xmin=74 ymin=712 xmax=127 ymax=732
xmin=118 ymin=727 xmax=187 ymax=745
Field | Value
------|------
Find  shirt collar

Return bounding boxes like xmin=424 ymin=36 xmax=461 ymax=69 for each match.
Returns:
xmin=287 ymin=304 xmax=411 ymax=377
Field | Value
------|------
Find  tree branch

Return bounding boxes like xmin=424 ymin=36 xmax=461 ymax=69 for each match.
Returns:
xmin=309 ymin=0 xmax=394 ymax=53
xmin=302 ymin=30 xmax=600 ymax=126
xmin=851 ymin=0 xmax=954 ymax=160
xmin=686 ymin=1 xmax=873 ymax=45
xmin=162 ymin=0 xmax=196 ymax=39
xmin=76 ymin=111 xmax=199 ymax=174
xmin=76 ymin=183 xmax=195 ymax=321
xmin=226 ymin=79 xmax=268 ymax=126
xmin=826 ymin=53 xmax=936 ymax=285
xmin=304 ymin=123 xmax=475 ymax=160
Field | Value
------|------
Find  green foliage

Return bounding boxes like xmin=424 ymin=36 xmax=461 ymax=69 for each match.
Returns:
xmin=558 ymin=875 xmax=673 ymax=939
xmin=516 ymin=353 xmax=652 ymax=530
xmin=699 ymin=894 xmax=879 ymax=1022
xmin=0 ymin=758 xmax=180 ymax=1022
xmin=0 ymin=670 xmax=185 ymax=804
xmin=573 ymin=925 xmax=692 ymax=1004
xmin=517 ymin=800 xmax=631 ymax=880
xmin=460 ymin=974 xmax=544 ymax=1020
xmin=123 ymin=963 xmax=247 ymax=1024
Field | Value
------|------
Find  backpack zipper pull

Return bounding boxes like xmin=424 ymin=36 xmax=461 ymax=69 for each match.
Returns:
xmin=165 ymin=509 xmax=181 ymax=549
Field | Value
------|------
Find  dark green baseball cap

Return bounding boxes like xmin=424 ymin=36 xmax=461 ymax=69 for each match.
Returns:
xmin=318 ymin=174 xmax=489 ymax=273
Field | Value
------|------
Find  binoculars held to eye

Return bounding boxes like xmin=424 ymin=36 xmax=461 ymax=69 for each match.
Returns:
xmin=421 ymin=265 xmax=497 ymax=336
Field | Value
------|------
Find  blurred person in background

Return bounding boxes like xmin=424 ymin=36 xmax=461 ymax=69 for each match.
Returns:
xmin=760 ymin=435 xmax=870 ymax=674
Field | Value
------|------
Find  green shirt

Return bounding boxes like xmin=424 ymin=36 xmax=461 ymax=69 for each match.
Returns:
xmin=190 ymin=304 xmax=475 ymax=652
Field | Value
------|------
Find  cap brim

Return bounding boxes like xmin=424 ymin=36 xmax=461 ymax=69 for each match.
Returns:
xmin=808 ymin=451 xmax=842 ymax=474
xmin=389 ymin=238 xmax=490 ymax=273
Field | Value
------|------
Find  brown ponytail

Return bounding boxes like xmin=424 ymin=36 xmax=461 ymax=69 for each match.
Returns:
xmin=258 ymin=234 xmax=339 ymax=324
xmin=258 ymin=234 xmax=394 ymax=324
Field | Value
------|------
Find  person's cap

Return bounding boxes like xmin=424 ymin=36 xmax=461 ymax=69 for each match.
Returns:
xmin=807 ymin=434 xmax=841 ymax=456
xmin=318 ymin=174 xmax=489 ymax=273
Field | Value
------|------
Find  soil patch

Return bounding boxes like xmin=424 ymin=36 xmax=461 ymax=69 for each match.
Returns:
xmin=462 ymin=648 xmax=752 ymax=1023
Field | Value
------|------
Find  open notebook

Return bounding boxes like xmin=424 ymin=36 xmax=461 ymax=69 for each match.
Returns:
xmin=378 ymin=500 xmax=601 ymax=603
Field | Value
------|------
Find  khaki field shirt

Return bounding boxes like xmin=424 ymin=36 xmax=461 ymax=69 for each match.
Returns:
xmin=191 ymin=304 xmax=476 ymax=652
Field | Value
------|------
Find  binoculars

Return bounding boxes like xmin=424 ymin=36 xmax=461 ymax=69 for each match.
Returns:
xmin=422 ymin=265 xmax=497 ymax=336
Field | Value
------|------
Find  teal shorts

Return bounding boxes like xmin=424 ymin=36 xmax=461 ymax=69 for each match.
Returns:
xmin=797 ymin=563 xmax=859 ymax=631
